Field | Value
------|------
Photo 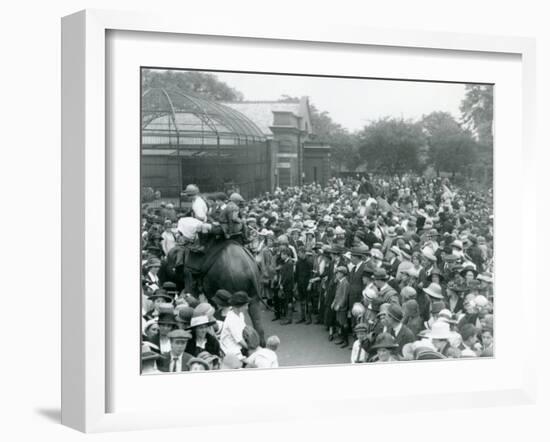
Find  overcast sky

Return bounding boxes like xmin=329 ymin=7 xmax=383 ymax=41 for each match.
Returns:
xmin=210 ymin=71 xmax=467 ymax=132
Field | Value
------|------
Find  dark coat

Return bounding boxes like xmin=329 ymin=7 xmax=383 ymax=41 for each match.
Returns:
xmin=157 ymin=351 xmax=193 ymax=372
xmin=280 ymin=258 xmax=295 ymax=294
xmin=332 ymin=276 xmax=350 ymax=312
xmin=295 ymin=256 xmax=313 ymax=290
xmin=364 ymin=231 xmax=379 ymax=249
xmin=394 ymin=324 xmax=415 ymax=354
xmin=403 ymin=316 xmax=424 ymax=338
xmin=348 ymin=261 xmax=367 ymax=306
xmin=185 ymin=333 xmax=222 ymax=357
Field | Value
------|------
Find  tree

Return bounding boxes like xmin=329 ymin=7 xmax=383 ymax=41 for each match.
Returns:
xmin=309 ymin=106 xmax=360 ymax=172
xmin=459 ymin=86 xmax=494 ymax=183
xmin=358 ymin=118 xmax=425 ymax=175
xmin=142 ymin=69 xmax=244 ymax=101
xmin=422 ymin=111 xmax=478 ymax=177
xmin=460 ymin=85 xmax=493 ymax=147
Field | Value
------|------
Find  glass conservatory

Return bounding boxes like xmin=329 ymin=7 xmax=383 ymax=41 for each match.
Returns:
xmin=141 ymin=87 xmax=270 ymax=199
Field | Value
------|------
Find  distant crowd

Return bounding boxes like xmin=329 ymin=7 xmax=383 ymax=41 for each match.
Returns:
xmin=141 ymin=173 xmax=494 ymax=372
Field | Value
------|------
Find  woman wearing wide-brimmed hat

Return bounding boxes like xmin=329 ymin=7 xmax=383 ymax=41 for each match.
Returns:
xmin=185 ymin=315 xmax=223 ymax=358
xmin=143 ymin=256 xmax=162 ymax=293
xmin=219 ymin=291 xmax=250 ymax=360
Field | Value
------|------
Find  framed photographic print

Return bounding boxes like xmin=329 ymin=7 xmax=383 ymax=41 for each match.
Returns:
xmin=61 ymin=9 xmax=537 ymax=432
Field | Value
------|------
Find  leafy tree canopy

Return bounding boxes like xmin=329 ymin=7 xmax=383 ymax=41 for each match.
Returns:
xmin=142 ymin=69 xmax=244 ymax=102
xmin=460 ymin=85 xmax=493 ymax=147
xmin=358 ymin=117 xmax=425 ymax=175
xmin=421 ymin=111 xmax=478 ymax=175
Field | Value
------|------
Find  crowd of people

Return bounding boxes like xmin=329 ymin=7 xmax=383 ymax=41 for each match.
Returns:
xmin=141 ymin=173 xmax=494 ymax=373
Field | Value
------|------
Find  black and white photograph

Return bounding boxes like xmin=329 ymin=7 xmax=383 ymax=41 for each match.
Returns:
xmin=140 ymin=68 xmax=494 ymax=374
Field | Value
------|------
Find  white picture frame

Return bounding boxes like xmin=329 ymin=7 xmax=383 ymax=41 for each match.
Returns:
xmin=61 ymin=9 xmax=537 ymax=433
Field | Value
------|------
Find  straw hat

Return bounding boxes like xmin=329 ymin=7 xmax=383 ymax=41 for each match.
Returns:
xmin=427 ymin=321 xmax=452 ymax=340
xmin=423 ymin=283 xmax=444 ymax=299
xmin=421 ymin=247 xmax=437 ymax=262
xmin=186 ymin=315 xmax=216 ymax=330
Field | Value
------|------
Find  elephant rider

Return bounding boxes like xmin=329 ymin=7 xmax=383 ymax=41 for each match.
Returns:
xmin=182 ymin=184 xmax=208 ymax=222
xmin=219 ymin=192 xmax=248 ymax=244
xmin=176 ymin=216 xmax=212 ymax=295
xmin=176 ymin=216 xmax=212 ymax=250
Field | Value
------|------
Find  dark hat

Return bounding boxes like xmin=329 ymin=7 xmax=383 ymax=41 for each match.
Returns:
xmin=446 ymin=281 xmax=469 ymax=293
xmin=167 ymin=329 xmax=192 ymax=340
xmin=350 ymin=245 xmax=370 ymax=256
xmin=147 ymin=289 xmax=173 ymax=303
xmin=230 ymin=291 xmax=250 ymax=307
xmin=386 ymin=304 xmax=404 ymax=322
xmin=212 ymin=289 xmax=231 ymax=307
xmin=362 ymin=266 xmax=375 ymax=277
xmin=329 ymin=244 xmax=346 ymax=254
xmin=367 ymin=298 xmax=383 ymax=312
xmin=162 ymin=281 xmax=178 ymax=292
xmin=157 ymin=312 xmax=178 ymax=326
xmin=175 ymin=306 xmax=195 ymax=324
xmin=371 ymin=332 xmax=399 ymax=350
xmin=460 ymin=266 xmax=478 ymax=278
xmin=373 ymin=268 xmax=389 ymax=281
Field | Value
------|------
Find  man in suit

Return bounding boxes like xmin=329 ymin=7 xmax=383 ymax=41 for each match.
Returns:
xmin=348 ymin=245 xmax=370 ymax=312
xmin=331 ymin=266 xmax=351 ymax=348
xmin=382 ymin=303 xmax=415 ymax=356
xmin=279 ymin=247 xmax=296 ymax=325
xmin=386 ymin=246 xmax=402 ymax=278
xmin=295 ymin=246 xmax=314 ymax=324
xmin=157 ymin=329 xmax=194 ymax=372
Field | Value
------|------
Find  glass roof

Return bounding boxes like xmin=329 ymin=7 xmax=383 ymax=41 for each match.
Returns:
xmin=142 ymin=87 xmax=266 ymax=145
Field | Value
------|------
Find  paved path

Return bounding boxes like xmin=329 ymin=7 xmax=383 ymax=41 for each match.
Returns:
xmin=251 ymin=304 xmax=350 ymax=368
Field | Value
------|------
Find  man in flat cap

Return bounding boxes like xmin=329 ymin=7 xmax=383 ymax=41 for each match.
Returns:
xmin=157 ymin=329 xmax=194 ymax=372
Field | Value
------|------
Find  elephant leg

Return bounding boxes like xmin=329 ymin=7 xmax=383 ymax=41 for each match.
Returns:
xmin=248 ymin=297 xmax=266 ymax=347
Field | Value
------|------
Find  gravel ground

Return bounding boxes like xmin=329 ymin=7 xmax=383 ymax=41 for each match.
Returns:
xmin=250 ymin=303 xmax=351 ymax=368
